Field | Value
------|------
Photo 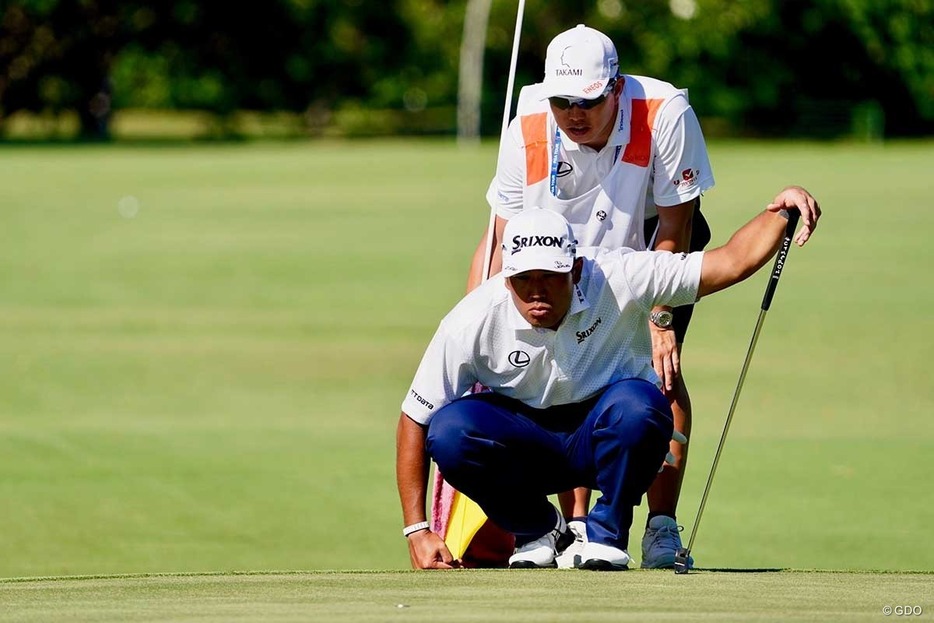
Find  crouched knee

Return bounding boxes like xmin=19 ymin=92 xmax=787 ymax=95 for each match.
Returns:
xmin=594 ymin=380 xmax=674 ymax=441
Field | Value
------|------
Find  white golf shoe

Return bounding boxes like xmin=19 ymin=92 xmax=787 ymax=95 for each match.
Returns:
xmin=579 ymin=541 xmax=631 ymax=571
xmin=555 ymin=519 xmax=587 ymax=569
xmin=640 ymin=515 xmax=693 ymax=569
xmin=508 ymin=509 xmax=575 ymax=569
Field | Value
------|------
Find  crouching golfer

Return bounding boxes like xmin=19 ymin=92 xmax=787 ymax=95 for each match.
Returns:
xmin=397 ymin=187 xmax=820 ymax=570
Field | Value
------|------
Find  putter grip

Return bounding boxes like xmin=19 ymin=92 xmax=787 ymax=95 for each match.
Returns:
xmin=761 ymin=210 xmax=800 ymax=311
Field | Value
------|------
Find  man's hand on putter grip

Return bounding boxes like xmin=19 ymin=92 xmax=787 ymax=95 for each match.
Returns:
xmin=408 ymin=530 xmax=461 ymax=569
xmin=766 ymin=185 xmax=821 ymax=246
xmin=660 ymin=430 xmax=688 ymax=473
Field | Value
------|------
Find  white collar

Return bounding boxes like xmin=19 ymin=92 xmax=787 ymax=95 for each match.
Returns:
xmin=505 ymin=282 xmax=591 ymax=333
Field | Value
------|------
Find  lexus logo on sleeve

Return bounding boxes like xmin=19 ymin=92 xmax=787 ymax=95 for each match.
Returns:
xmin=508 ymin=350 xmax=531 ymax=368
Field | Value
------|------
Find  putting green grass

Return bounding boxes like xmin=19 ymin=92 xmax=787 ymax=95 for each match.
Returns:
xmin=0 ymin=139 xmax=932 ymax=586
xmin=1 ymin=570 xmax=930 ymax=622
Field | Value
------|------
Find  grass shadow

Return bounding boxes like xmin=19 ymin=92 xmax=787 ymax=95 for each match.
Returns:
xmin=692 ymin=567 xmax=786 ymax=573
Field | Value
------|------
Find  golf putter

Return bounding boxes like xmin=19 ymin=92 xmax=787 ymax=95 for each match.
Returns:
xmin=675 ymin=210 xmax=800 ymax=575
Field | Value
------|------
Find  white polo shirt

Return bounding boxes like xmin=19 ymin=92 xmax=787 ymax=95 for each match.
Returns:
xmin=402 ymin=248 xmax=703 ymax=424
xmin=486 ymin=76 xmax=715 ymax=226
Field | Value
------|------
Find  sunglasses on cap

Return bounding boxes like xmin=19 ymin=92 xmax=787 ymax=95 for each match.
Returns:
xmin=548 ymin=80 xmax=617 ymax=111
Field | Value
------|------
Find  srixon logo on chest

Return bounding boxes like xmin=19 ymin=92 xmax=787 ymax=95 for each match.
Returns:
xmin=576 ymin=317 xmax=602 ymax=344
xmin=510 ymin=235 xmax=566 ymax=255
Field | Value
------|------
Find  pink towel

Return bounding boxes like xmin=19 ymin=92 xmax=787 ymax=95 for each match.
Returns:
xmin=431 ymin=469 xmax=456 ymax=537
xmin=430 ymin=383 xmax=489 ymax=538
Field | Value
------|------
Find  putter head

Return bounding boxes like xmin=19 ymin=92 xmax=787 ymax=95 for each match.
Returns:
xmin=673 ymin=548 xmax=691 ymax=575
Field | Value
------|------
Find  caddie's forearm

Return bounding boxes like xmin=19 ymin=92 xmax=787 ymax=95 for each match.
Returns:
xmin=653 ymin=200 xmax=695 ymax=253
xmin=466 ymin=216 xmax=506 ymax=293
xmin=396 ymin=413 xmax=430 ymax=525
xmin=653 ymin=201 xmax=695 ymax=312
xmin=466 ymin=233 xmax=489 ymax=293
xmin=697 ymin=209 xmax=787 ymax=298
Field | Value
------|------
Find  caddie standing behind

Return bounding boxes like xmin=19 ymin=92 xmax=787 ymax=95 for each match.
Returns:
xmin=461 ymin=23 xmax=719 ymax=569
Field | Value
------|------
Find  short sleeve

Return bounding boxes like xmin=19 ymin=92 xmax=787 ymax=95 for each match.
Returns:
xmin=620 ymin=250 xmax=704 ymax=311
xmin=651 ymin=96 xmax=715 ymax=208
xmin=485 ymin=120 xmax=527 ymax=219
xmin=401 ymin=323 xmax=476 ymax=425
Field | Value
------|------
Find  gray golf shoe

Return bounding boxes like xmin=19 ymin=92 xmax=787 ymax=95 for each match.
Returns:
xmin=641 ymin=515 xmax=693 ymax=569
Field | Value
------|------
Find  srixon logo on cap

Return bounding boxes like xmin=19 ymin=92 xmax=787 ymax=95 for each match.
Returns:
xmin=510 ymin=234 xmax=566 ymax=255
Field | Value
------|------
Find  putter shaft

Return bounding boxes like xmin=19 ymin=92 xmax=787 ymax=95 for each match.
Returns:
xmin=679 ymin=211 xmax=800 ymax=569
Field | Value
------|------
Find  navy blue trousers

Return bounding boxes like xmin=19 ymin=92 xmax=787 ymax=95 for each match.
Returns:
xmin=426 ymin=379 xmax=673 ymax=549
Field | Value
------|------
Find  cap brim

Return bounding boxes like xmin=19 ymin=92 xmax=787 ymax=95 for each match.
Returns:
xmin=502 ymin=256 xmax=574 ymax=277
xmin=539 ymin=77 xmax=610 ymax=101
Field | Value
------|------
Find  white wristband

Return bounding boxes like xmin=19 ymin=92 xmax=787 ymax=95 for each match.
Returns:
xmin=402 ymin=521 xmax=430 ymax=538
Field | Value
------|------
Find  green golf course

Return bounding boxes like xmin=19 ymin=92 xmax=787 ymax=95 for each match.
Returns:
xmin=1 ymin=140 xmax=931 ymax=620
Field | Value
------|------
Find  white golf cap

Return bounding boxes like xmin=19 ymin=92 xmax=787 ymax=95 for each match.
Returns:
xmin=540 ymin=24 xmax=619 ymax=100
xmin=501 ymin=208 xmax=577 ymax=277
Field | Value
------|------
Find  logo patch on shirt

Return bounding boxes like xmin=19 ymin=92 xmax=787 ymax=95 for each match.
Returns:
xmin=596 ymin=209 xmax=607 ymax=222
xmin=409 ymin=389 xmax=434 ymax=410
xmin=673 ymin=168 xmax=699 ymax=187
xmin=556 ymin=161 xmax=573 ymax=177
xmin=508 ymin=350 xmax=531 ymax=367
xmin=576 ymin=317 xmax=602 ymax=344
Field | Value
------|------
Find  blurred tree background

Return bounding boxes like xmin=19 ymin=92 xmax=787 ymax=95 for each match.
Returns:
xmin=1 ymin=0 xmax=931 ymax=140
